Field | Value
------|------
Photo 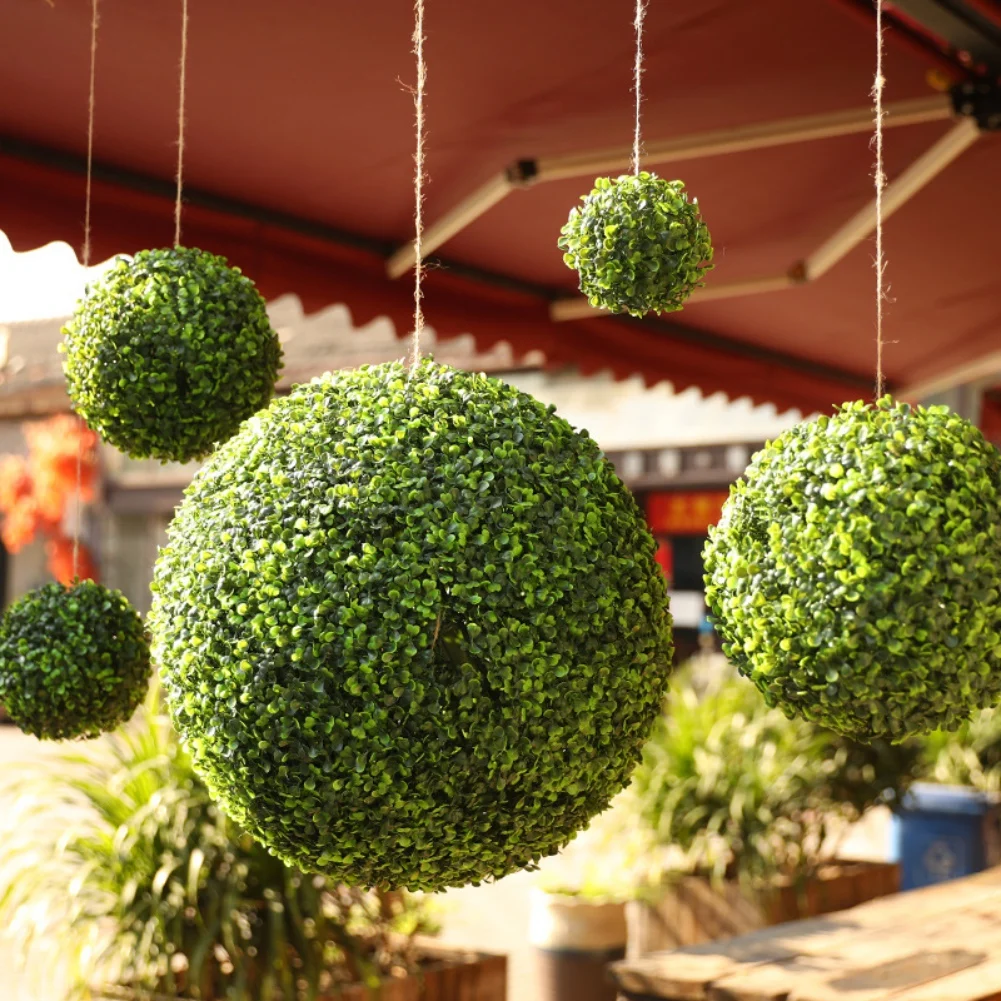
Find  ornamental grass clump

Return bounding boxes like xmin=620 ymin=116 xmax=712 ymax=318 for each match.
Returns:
xmin=62 ymin=247 xmax=282 ymax=463
xmin=558 ymin=172 xmax=713 ymax=316
xmin=0 ymin=580 xmax=150 ymax=740
xmin=704 ymin=397 xmax=1001 ymax=743
xmin=149 ymin=359 xmax=673 ymax=890
xmin=0 ymin=697 xmax=438 ymax=1001
xmin=632 ymin=663 xmax=919 ymax=886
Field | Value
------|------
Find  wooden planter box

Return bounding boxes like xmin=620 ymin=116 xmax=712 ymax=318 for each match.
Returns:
xmin=626 ymin=859 xmax=900 ymax=958
xmin=98 ymin=940 xmax=507 ymax=1001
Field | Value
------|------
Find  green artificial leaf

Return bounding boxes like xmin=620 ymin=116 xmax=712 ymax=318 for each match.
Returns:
xmin=703 ymin=396 xmax=1001 ymax=742
xmin=148 ymin=359 xmax=674 ymax=891
xmin=0 ymin=579 xmax=151 ymax=741
xmin=62 ymin=246 xmax=283 ymax=464
xmin=558 ymin=172 xmax=713 ymax=317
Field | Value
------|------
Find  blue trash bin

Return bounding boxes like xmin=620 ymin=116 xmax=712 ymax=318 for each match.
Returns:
xmin=888 ymin=783 xmax=1001 ymax=891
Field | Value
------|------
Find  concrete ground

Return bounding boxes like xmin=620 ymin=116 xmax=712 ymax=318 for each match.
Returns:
xmin=0 ymin=725 xmax=891 ymax=1001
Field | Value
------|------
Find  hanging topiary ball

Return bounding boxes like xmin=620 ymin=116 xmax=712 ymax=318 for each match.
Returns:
xmin=558 ymin=172 xmax=713 ymax=317
xmin=149 ymin=360 xmax=673 ymax=890
xmin=704 ymin=397 xmax=1001 ymax=743
xmin=62 ymin=247 xmax=283 ymax=464
xmin=0 ymin=580 xmax=151 ymax=740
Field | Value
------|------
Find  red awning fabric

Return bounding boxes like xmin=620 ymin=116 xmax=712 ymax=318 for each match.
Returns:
xmin=1 ymin=0 xmax=999 ymax=415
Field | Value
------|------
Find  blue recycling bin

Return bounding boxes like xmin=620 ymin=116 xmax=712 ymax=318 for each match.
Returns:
xmin=889 ymin=783 xmax=1001 ymax=891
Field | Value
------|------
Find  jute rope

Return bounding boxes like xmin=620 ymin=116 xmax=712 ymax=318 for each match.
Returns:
xmin=873 ymin=0 xmax=887 ymax=398
xmin=409 ymin=0 xmax=427 ymax=368
xmin=74 ymin=0 xmax=101 ymax=579
xmin=631 ymin=0 xmax=647 ymax=175
xmin=174 ymin=0 xmax=190 ymax=248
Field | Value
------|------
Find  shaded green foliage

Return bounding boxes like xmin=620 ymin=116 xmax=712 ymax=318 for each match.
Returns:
xmin=703 ymin=398 xmax=1001 ymax=741
xmin=919 ymin=707 xmax=1001 ymax=792
xmin=631 ymin=665 xmax=920 ymax=885
xmin=149 ymin=360 xmax=674 ymax=890
xmin=558 ymin=172 xmax=713 ymax=316
xmin=63 ymin=247 xmax=282 ymax=463
xmin=0 ymin=698 xmax=436 ymax=1000
xmin=0 ymin=579 xmax=150 ymax=740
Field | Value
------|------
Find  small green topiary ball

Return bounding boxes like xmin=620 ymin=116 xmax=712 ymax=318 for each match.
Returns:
xmin=0 ymin=580 xmax=151 ymax=740
xmin=149 ymin=359 xmax=673 ymax=890
xmin=62 ymin=247 xmax=283 ymax=464
xmin=704 ymin=397 xmax=1001 ymax=743
xmin=558 ymin=172 xmax=713 ymax=317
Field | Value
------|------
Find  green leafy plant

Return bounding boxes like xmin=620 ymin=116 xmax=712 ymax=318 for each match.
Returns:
xmin=918 ymin=708 xmax=1001 ymax=792
xmin=558 ymin=172 xmax=713 ymax=316
xmin=631 ymin=664 xmax=920 ymax=887
xmin=0 ymin=579 xmax=150 ymax=740
xmin=534 ymin=789 xmax=656 ymax=903
xmin=703 ymin=397 xmax=1001 ymax=742
xmin=149 ymin=359 xmax=673 ymax=891
xmin=0 ymin=695 xmax=437 ymax=1001
xmin=62 ymin=247 xmax=283 ymax=463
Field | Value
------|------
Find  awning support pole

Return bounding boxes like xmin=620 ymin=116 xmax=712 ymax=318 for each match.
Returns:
xmin=385 ymin=94 xmax=952 ymax=278
xmin=549 ymin=116 xmax=979 ymax=323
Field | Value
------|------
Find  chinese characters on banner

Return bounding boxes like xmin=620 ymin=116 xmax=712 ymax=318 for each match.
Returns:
xmin=646 ymin=491 xmax=730 ymax=589
xmin=645 ymin=491 xmax=729 ymax=535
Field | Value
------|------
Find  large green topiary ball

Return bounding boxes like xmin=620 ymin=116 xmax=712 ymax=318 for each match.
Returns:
xmin=62 ymin=247 xmax=283 ymax=463
xmin=558 ymin=172 xmax=713 ymax=317
xmin=149 ymin=360 xmax=673 ymax=890
xmin=704 ymin=397 xmax=1001 ymax=743
xmin=0 ymin=580 xmax=151 ymax=740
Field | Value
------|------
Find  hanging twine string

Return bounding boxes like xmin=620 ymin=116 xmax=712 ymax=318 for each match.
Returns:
xmin=74 ymin=0 xmax=101 ymax=580
xmin=873 ymin=0 xmax=887 ymax=399
xmin=631 ymin=0 xmax=647 ymax=175
xmin=82 ymin=0 xmax=99 ymax=270
xmin=174 ymin=0 xmax=190 ymax=248
xmin=409 ymin=0 xmax=427 ymax=369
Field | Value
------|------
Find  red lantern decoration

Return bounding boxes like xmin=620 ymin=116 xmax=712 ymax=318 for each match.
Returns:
xmin=0 ymin=416 xmax=99 ymax=582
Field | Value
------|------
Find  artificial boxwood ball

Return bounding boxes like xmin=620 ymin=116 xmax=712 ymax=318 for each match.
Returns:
xmin=558 ymin=172 xmax=713 ymax=317
xmin=149 ymin=360 xmax=673 ymax=890
xmin=62 ymin=247 xmax=282 ymax=463
xmin=0 ymin=580 xmax=151 ymax=740
xmin=704 ymin=397 xmax=1001 ymax=743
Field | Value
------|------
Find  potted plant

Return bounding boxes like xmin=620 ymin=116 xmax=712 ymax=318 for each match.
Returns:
xmin=0 ymin=693 xmax=506 ymax=1001
xmin=886 ymin=709 xmax=1001 ymax=891
xmin=527 ymin=798 xmax=649 ymax=1001
xmin=625 ymin=661 xmax=919 ymax=955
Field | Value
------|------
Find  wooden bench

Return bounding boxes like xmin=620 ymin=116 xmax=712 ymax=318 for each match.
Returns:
xmin=610 ymin=867 xmax=1001 ymax=1001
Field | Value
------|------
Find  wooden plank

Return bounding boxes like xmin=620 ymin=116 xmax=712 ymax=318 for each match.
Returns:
xmin=614 ymin=953 xmax=765 ymax=1001
xmin=420 ymin=965 xmax=441 ymax=1001
xmin=803 ymin=119 xmax=979 ymax=280
xmin=536 ymin=95 xmax=952 ymax=183
xmin=710 ymin=906 xmax=1001 ymax=1001
xmin=786 ymin=908 xmax=1001 ymax=1001
xmin=610 ymin=870 xmax=1001 ymax=1001
xmin=453 ymin=954 xmax=506 ymax=1001
xmin=549 ymin=274 xmax=799 ymax=322
xmin=887 ymin=953 xmax=1001 ymax=1000
xmin=629 ymin=865 xmax=902 ymax=959
xmin=474 ymin=956 xmax=508 ymax=1001
xmin=383 ymin=976 xmax=421 ymax=1001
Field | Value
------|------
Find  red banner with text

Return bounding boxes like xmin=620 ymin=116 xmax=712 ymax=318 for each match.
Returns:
xmin=646 ymin=490 xmax=730 ymax=535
